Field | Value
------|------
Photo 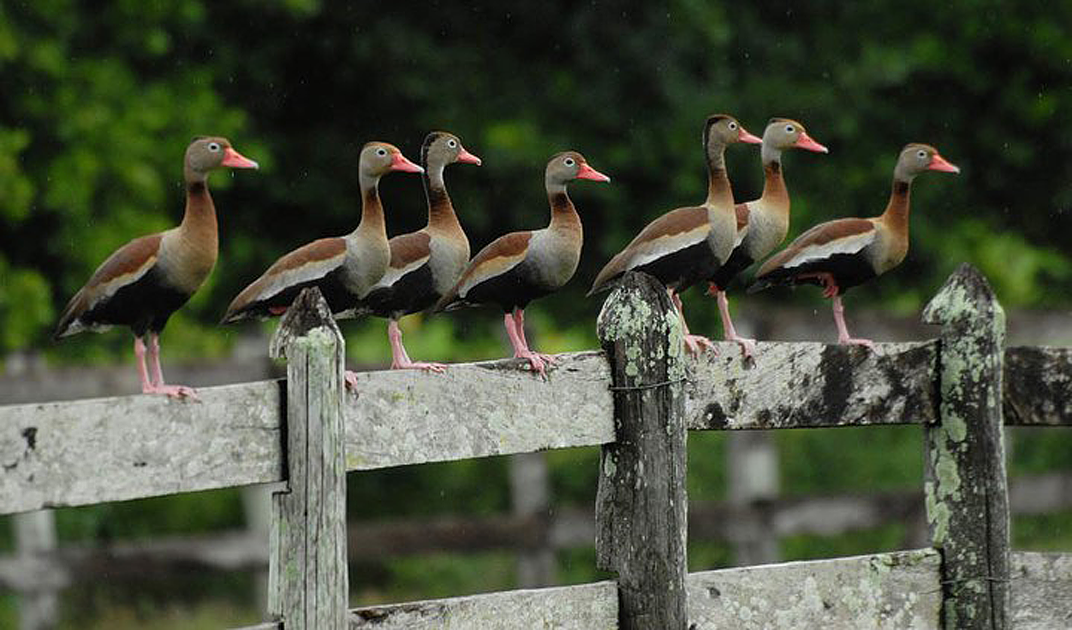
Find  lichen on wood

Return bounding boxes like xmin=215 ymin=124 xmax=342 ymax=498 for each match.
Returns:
xmin=922 ymin=263 xmax=1010 ymax=630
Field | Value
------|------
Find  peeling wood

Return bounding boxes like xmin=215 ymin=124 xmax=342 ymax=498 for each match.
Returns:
xmin=1004 ymin=346 xmax=1072 ymax=426
xmin=267 ymin=288 xmax=349 ymax=629
xmin=342 ymin=351 xmax=614 ymax=471
xmin=0 ymin=380 xmax=283 ymax=515
xmin=686 ymin=340 xmax=938 ymax=429
xmin=1010 ymin=551 xmax=1072 ymax=629
xmin=335 ymin=550 xmax=943 ymax=630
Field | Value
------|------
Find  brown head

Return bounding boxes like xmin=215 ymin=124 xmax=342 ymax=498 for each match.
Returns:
xmin=761 ymin=118 xmax=829 ymax=155
xmin=360 ymin=142 xmax=424 ymax=181
xmin=184 ymin=137 xmax=258 ymax=181
xmin=422 ymin=131 xmax=482 ymax=172
xmin=545 ymin=151 xmax=611 ymax=188
xmin=894 ymin=143 xmax=960 ymax=182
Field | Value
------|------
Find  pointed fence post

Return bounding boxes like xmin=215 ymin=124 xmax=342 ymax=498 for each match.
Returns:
xmin=266 ymin=288 xmax=348 ymax=629
xmin=595 ymin=271 xmax=688 ymax=629
xmin=922 ymin=264 xmax=1010 ymax=630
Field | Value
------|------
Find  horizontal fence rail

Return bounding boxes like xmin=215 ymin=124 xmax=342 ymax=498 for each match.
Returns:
xmin=1 ymin=345 xmax=1069 ymax=515
xmin=232 ymin=550 xmax=1072 ymax=630
xmin=2 ymin=472 xmax=1069 ymax=593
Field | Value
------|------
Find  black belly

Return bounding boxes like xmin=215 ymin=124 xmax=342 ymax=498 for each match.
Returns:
xmin=81 ymin=267 xmax=193 ymax=337
xmin=359 ymin=264 xmax=438 ymax=320
xmin=633 ymin=240 xmax=721 ymax=293
xmin=708 ymin=247 xmax=755 ymax=290
xmin=246 ymin=267 xmax=359 ymax=319
xmin=463 ymin=260 xmax=556 ymax=313
xmin=764 ymin=253 xmax=877 ymax=294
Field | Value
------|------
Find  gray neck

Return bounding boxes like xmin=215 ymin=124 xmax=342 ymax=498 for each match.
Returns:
xmin=761 ymin=144 xmax=783 ymax=167
xmin=893 ymin=162 xmax=919 ymax=183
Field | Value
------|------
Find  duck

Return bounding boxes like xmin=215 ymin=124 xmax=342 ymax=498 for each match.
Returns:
xmin=587 ymin=114 xmax=760 ymax=354
xmin=53 ymin=137 xmax=259 ymax=398
xmin=706 ymin=118 xmax=828 ymax=357
xmin=221 ymin=142 xmax=422 ymax=385
xmin=345 ymin=131 xmax=481 ymax=372
xmin=434 ymin=151 xmax=610 ymax=376
xmin=748 ymin=143 xmax=960 ymax=348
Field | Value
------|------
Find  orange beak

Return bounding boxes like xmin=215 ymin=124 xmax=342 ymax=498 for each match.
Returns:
xmin=738 ymin=128 xmax=762 ymax=144
xmin=391 ymin=152 xmax=424 ymax=173
xmin=928 ymin=153 xmax=961 ymax=174
xmin=576 ymin=163 xmax=611 ymax=182
xmin=794 ymin=131 xmax=829 ymax=154
xmin=457 ymin=148 xmax=482 ymax=166
xmin=221 ymin=147 xmax=259 ymax=169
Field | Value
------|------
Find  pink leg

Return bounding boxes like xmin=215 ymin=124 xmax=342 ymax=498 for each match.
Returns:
xmin=504 ymin=312 xmax=547 ymax=377
xmin=670 ymin=288 xmax=717 ymax=355
xmin=388 ymin=320 xmax=445 ymax=373
xmin=513 ymin=308 xmax=556 ymax=365
xmin=831 ymin=294 xmax=875 ymax=349
xmin=344 ymin=370 xmax=361 ymax=391
xmin=140 ymin=334 xmax=197 ymax=399
xmin=711 ymin=285 xmax=756 ymax=358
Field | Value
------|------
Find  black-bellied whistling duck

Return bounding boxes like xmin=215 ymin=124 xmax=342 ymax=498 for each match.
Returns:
xmin=434 ymin=151 xmax=610 ymax=376
xmin=706 ymin=118 xmax=828 ymax=357
xmin=748 ymin=143 xmax=960 ymax=348
xmin=346 ymin=131 xmax=481 ymax=372
xmin=587 ymin=114 xmax=760 ymax=354
xmin=221 ymin=141 xmax=421 ymax=386
xmin=53 ymin=137 xmax=259 ymax=398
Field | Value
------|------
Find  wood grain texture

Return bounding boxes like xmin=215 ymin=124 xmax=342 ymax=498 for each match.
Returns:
xmin=341 ymin=351 xmax=614 ymax=470
xmin=0 ymin=380 xmax=283 ymax=515
xmin=686 ymin=340 xmax=938 ymax=429
xmin=4 ymin=339 xmax=1067 ymax=515
xmin=922 ymin=263 xmax=1010 ymax=630
xmin=1010 ymin=551 xmax=1072 ymax=629
xmin=316 ymin=550 xmax=941 ymax=630
xmin=594 ymin=271 xmax=688 ymax=629
xmin=267 ymin=288 xmax=348 ymax=629
xmin=1004 ymin=346 xmax=1072 ymax=426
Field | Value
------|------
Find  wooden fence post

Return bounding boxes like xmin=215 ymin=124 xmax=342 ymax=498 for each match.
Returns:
xmin=266 ymin=288 xmax=348 ymax=629
xmin=922 ymin=263 xmax=1010 ymax=629
xmin=14 ymin=510 xmax=59 ymax=630
xmin=595 ymin=271 xmax=688 ymax=629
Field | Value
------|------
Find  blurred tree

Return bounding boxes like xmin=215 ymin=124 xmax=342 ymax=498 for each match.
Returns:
xmin=1 ymin=0 xmax=1070 ymax=359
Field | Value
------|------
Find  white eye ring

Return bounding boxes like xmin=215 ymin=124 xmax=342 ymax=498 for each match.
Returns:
xmin=208 ymin=142 xmax=221 ymax=152
xmin=447 ymin=139 xmax=457 ymax=148
xmin=785 ymin=125 xmax=795 ymax=134
xmin=917 ymin=150 xmax=927 ymax=159
xmin=377 ymin=148 xmax=388 ymax=157
xmin=564 ymin=157 xmax=575 ymax=167
xmin=728 ymin=122 xmax=738 ymax=130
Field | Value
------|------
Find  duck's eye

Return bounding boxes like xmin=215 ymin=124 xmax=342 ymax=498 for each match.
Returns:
xmin=447 ymin=139 xmax=457 ymax=148
xmin=785 ymin=125 xmax=795 ymax=134
xmin=564 ymin=157 xmax=575 ymax=167
xmin=377 ymin=148 xmax=388 ymax=157
xmin=208 ymin=142 xmax=221 ymax=152
xmin=917 ymin=150 xmax=927 ymax=159
xmin=728 ymin=122 xmax=738 ymax=130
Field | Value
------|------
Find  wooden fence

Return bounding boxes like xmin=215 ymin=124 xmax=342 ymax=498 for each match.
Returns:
xmin=2 ymin=264 xmax=1071 ymax=628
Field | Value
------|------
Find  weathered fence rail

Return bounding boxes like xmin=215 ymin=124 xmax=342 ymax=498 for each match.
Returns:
xmin=2 ymin=265 xmax=1072 ymax=629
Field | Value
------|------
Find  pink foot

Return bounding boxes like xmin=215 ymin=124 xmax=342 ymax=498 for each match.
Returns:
xmin=392 ymin=359 xmax=447 ymax=373
xmin=684 ymin=334 xmax=719 ymax=356
xmin=533 ymin=352 xmax=557 ymax=365
xmin=514 ymin=350 xmax=548 ymax=377
xmin=344 ymin=370 xmax=361 ymax=391
xmin=728 ymin=335 xmax=757 ymax=359
xmin=839 ymin=336 xmax=876 ymax=350
xmin=142 ymin=383 xmax=198 ymax=400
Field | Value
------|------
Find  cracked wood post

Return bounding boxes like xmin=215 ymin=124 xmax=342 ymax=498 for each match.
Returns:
xmin=922 ymin=263 xmax=1010 ymax=630
xmin=595 ymin=271 xmax=688 ymax=630
xmin=266 ymin=288 xmax=348 ymax=630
